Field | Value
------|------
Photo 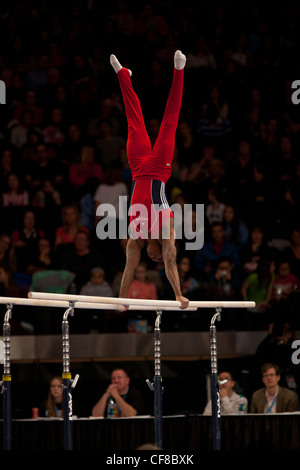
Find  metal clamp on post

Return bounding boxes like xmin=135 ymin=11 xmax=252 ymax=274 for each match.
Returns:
xmin=146 ymin=310 xmax=163 ymax=449
xmin=210 ymin=307 xmax=222 ymax=450
xmin=1 ymin=304 xmax=13 ymax=450
xmin=62 ymin=301 xmax=79 ymax=451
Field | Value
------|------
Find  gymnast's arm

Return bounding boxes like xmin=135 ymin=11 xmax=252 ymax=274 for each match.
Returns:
xmin=119 ymin=237 xmax=143 ymax=298
xmin=161 ymin=223 xmax=189 ymax=309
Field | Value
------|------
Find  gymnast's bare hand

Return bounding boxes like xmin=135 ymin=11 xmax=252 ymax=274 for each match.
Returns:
xmin=116 ymin=304 xmax=128 ymax=312
xmin=176 ymin=295 xmax=189 ymax=309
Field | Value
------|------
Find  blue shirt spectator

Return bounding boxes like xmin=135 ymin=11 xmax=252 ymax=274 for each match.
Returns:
xmin=194 ymin=222 xmax=239 ymax=282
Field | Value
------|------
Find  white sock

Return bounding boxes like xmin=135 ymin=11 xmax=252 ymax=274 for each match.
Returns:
xmin=174 ymin=50 xmax=186 ymax=70
xmin=110 ymin=54 xmax=132 ymax=76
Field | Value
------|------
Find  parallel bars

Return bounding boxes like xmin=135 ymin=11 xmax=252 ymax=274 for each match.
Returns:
xmin=0 ymin=293 xmax=255 ymax=450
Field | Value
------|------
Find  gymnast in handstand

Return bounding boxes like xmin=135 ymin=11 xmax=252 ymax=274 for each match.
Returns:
xmin=110 ymin=50 xmax=189 ymax=308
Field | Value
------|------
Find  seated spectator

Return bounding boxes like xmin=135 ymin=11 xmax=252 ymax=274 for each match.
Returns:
xmin=255 ymin=322 xmax=299 ymax=393
xmin=27 ymin=237 xmax=56 ymax=276
xmin=128 ymin=262 xmax=158 ymax=301
xmin=89 ymin=95 xmax=123 ymax=138
xmin=283 ymin=225 xmax=300 ymax=280
xmin=224 ymin=33 xmax=253 ymax=68
xmin=32 ymin=178 xmax=62 ymax=241
xmin=13 ymin=89 xmax=44 ymax=127
xmin=239 ymin=225 xmax=275 ymax=280
xmin=79 ymin=267 xmax=114 ymax=333
xmin=169 ymin=151 xmax=189 ymax=196
xmin=203 ymin=371 xmax=248 ymax=415
xmin=196 ymin=103 xmax=232 ymax=149
xmin=2 ymin=173 xmax=29 ymax=207
xmin=275 ymin=181 xmax=299 ymax=238
xmin=68 ymin=53 xmax=93 ymax=92
xmin=204 ymin=157 xmax=229 ymax=199
xmin=59 ymin=123 xmax=84 ymax=167
xmin=0 ymin=148 xmax=19 ymax=189
xmin=135 ymin=3 xmax=170 ymax=43
xmin=274 ymin=135 xmax=296 ymax=183
xmin=32 ymin=178 xmax=62 ymax=210
xmin=26 ymin=53 xmax=49 ymax=92
xmin=272 ymin=259 xmax=300 ymax=301
xmin=207 ymin=256 xmax=238 ymax=301
xmin=205 ymin=187 xmax=225 ymax=225
xmin=92 ymin=368 xmax=145 ymax=417
xmin=183 ymin=145 xmax=215 ymax=183
xmin=227 ymin=139 xmax=254 ymax=203
xmin=94 ymin=167 xmax=129 ymax=250
xmin=175 ymin=206 xmax=204 ymax=259
xmin=50 ymin=85 xmax=73 ymax=120
xmin=59 ymin=230 xmax=105 ymax=293
xmin=78 ymin=177 xmax=101 ymax=232
xmin=241 ymin=258 xmax=275 ymax=327
xmin=110 ymin=238 xmax=128 ymax=295
xmin=94 ymin=119 xmax=126 ymax=168
xmin=0 ymin=232 xmax=16 ymax=271
xmin=94 ymin=167 xmax=129 ymax=223
xmin=20 ymin=129 xmax=43 ymax=164
xmin=11 ymin=209 xmax=45 ymax=272
xmin=250 ymin=363 xmax=298 ymax=413
xmin=206 ymin=256 xmax=239 ymax=328
xmin=42 ymin=107 xmax=65 ymax=148
xmin=24 ymin=143 xmax=67 ymax=197
xmin=194 ymin=221 xmax=239 ymax=283
xmin=40 ymin=376 xmax=64 ymax=418
xmin=186 ymin=36 xmax=217 ymax=70
xmin=244 ymin=164 xmax=276 ymax=227
xmin=54 ymin=203 xmax=89 ymax=252
xmin=202 ymin=84 xmax=229 ymax=120
xmin=79 ymin=267 xmax=113 ymax=297
xmin=10 ymin=109 xmax=36 ymax=150
xmin=222 ymin=203 xmax=249 ymax=247
xmin=270 ymin=259 xmax=300 ymax=324
xmin=177 ymin=255 xmax=200 ymax=297
xmin=69 ymin=145 xmax=103 ymax=194
xmin=176 ymin=120 xmax=201 ymax=167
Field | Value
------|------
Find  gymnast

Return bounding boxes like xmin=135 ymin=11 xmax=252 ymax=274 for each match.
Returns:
xmin=110 ymin=50 xmax=189 ymax=308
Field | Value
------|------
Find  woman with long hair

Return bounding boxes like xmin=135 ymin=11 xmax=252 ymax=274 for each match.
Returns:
xmin=54 ymin=203 xmax=89 ymax=250
xmin=41 ymin=376 xmax=63 ymax=418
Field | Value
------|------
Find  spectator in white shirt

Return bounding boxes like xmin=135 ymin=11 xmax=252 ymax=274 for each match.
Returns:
xmin=203 ymin=371 xmax=248 ymax=415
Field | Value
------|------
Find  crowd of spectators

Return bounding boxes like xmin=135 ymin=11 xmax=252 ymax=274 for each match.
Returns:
xmin=1 ymin=0 xmax=300 ymax=333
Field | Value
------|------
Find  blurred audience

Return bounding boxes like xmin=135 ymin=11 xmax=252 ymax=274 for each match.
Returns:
xmin=0 ymin=1 xmax=299 ymax=335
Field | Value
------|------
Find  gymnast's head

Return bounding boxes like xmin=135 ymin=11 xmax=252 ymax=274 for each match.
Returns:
xmin=146 ymin=239 xmax=163 ymax=263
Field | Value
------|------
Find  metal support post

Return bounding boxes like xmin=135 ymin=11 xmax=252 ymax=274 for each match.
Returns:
xmin=62 ymin=302 xmax=79 ymax=451
xmin=1 ymin=304 xmax=13 ymax=450
xmin=146 ymin=310 xmax=163 ymax=449
xmin=210 ymin=307 xmax=222 ymax=450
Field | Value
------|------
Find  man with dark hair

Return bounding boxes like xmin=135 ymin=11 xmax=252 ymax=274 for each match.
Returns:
xmin=250 ymin=363 xmax=298 ymax=413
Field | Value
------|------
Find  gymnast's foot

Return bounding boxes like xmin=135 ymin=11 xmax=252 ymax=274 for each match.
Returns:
xmin=110 ymin=54 xmax=132 ymax=76
xmin=174 ymin=50 xmax=186 ymax=70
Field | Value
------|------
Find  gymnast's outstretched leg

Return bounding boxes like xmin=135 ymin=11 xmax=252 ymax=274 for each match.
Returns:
xmin=152 ymin=50 xmax=186 ymax=166
xmin=110 ymin=54 xmax=151 ymax=168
